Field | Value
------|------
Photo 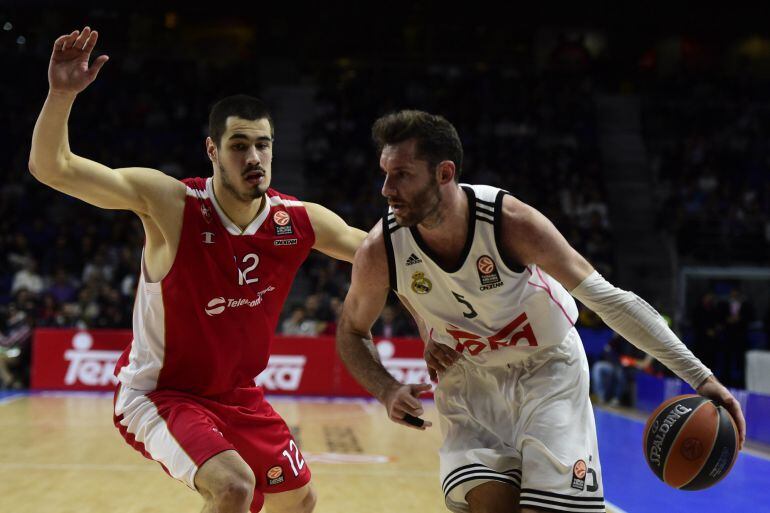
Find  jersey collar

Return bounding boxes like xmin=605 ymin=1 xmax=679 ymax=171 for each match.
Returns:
xmin=205 ymin=177 xmax=270 ymax=236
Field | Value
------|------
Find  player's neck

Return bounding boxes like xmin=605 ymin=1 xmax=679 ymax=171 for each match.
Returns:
xmin=212 ymin=178 xmax=266 ymax=230
xmin=417 ymin=185 xmax=468 ymax=245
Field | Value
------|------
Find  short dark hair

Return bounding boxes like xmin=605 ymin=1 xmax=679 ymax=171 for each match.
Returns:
xmin=208 ymin=95 xmax=274 ymax=147
xmin=371 ymin=110 xmax=463 ymax=180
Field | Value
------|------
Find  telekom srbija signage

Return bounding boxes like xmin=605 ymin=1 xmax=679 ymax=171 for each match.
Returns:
xmin=30 ymin=329 xmax=432 ymax=397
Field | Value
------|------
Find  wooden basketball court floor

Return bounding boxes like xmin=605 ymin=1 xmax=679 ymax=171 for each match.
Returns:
xmin=0 ymin=391 xmax=767 ymax=513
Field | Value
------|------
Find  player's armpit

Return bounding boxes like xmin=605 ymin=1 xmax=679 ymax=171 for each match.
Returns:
xmin=304 ymin=202 xmax=367 ymax=262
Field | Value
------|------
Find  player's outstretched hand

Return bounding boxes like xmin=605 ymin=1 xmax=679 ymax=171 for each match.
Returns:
xmin=49 ymin=26 xmax=109 ymax=96
xmin=382 ymin=383 xmax=433 ymax=430
xmin=424 ymin=336 xmax=460 ymax=382
xmin=696 ymin=375 xmax=746 ymax=449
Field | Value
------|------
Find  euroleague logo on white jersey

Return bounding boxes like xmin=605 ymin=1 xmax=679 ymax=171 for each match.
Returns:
xmin=205 ymin=286 xmax=276 ymax=316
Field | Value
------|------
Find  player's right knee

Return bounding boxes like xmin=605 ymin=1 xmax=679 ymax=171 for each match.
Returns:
xmin=196 ymin=451 xmax=256 ymax=501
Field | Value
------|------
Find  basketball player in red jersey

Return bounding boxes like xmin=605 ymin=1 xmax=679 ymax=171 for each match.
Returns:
xmin=29 ymin=27 xmax=366 ymax=513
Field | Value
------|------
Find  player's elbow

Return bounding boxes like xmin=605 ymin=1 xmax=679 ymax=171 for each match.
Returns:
xmin=28 ymin=156 xmax=68 ymax=187
xmin=335 ymin=315 xmax=367 ymax=347
xmin=27 ymin=158 xmax=49 ymax=184
xmin=27 ymin=158 xmax=38 ymax=177
xmin=335 ymin=315 xmax=353 ymax=346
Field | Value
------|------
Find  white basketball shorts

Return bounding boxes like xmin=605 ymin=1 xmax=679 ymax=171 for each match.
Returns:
xmin=435 ymin=328 xmax=605 ymax=513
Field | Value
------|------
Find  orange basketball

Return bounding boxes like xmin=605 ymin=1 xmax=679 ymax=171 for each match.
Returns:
xmin=643 ymin=394 xmax=738 ymax=490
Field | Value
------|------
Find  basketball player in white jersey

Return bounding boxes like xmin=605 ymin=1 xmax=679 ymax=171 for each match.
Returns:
xmin=29 ymin=27 xmax=367 ymax=513
xmin=336 ymin=110 xmax=746 ymax=513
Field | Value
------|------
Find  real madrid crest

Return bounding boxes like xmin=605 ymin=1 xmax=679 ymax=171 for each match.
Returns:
xmin=411 ymin=271 xmax=432 ymax=294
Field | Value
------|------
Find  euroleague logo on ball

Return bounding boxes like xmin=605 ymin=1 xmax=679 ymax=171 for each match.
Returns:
xmin=273 ymin=211 xmax=290 ymax=226
xmin=681 ymin=438 xmax=704 ymax=461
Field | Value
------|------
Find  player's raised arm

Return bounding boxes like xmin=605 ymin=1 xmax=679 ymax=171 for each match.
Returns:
xmin=29 ymin=27 xmax=182 ymax=215
xmin=500 ymin=193 xmax=746 ymax=447
xmin=304 ymin=202 xmax=367 ymax=262
xmin=336 ymin=222 xmax=432 ymax=430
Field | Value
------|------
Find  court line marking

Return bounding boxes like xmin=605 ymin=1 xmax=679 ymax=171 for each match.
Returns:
xmin=0 ymin=392 xmax=26 ymax=405
xmin=0 ymin=460 xmax=629 ymax=512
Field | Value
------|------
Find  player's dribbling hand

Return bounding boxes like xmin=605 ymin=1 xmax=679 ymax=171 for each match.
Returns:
xmin=424 ymin=337 xmax=460 ymax=382
xmin=696 ymin=375 xmax=746 ymax=449
xmin=49 ymin=26 xmax=109 ymax=96
xmin=382 ymin=383 xmax=433 ymax=430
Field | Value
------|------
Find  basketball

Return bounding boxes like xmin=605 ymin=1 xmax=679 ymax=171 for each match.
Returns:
xmin=643 ymin=394 xmax=738 ymax=490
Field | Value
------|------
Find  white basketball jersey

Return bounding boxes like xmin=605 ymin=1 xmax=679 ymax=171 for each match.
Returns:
xmin=384 ymin=184 xmax=579 ymax=367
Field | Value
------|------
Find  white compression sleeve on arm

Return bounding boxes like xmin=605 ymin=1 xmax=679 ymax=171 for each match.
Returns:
xmin=571 ymin=271 xmax=712 ymax=389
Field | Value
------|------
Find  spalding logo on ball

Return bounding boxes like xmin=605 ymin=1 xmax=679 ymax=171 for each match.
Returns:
xmin=643 ymin=394 xmax=738 ymax=490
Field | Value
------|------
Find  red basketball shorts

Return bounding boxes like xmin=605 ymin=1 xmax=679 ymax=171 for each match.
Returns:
xmin=114 ymin=384 xmax=310 ymax=512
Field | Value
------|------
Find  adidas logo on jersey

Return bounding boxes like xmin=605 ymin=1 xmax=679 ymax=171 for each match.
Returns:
xmin=406 ymin=253 xmax=422 ymax=266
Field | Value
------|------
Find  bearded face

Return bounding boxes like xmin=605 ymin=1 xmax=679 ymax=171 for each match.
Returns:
xmin=380 ymin=140 xmax=443 ymax=227
xmin=386 ymin=172 xmax=441 ymax=227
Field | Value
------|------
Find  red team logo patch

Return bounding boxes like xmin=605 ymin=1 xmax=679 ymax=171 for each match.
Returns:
xmin=273 ymin=211 xmax=290 ymax=226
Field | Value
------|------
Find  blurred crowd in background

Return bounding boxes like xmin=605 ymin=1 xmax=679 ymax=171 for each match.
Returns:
xmin=2 ymin=5 xmax=769 ymax=394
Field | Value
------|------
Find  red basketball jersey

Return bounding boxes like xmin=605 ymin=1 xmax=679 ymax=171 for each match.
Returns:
xmin=116 ymin=177 xmax=315 ymax=396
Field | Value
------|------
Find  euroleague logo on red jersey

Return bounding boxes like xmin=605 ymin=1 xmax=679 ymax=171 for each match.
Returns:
xmin=273 ymin=210 xmax=294 ymax=236
xmin=273 ymin=211 xmax=290 ymax=226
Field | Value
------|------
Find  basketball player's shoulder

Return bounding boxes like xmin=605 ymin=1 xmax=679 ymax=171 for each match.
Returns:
xmin=359 ymin=219 xmax=385 ymax=254
xmin=498 ymin=193 xmax=538 ymax=228
xmin=181 ymin=176 xmax=207 ymax=191
xmin=355 ymin=220 xmax=388 ymax=274
xmin=496 ymin=194 xmax=555 ymax=255
xmin=137 ymin=171 xmax=185 ymax=213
